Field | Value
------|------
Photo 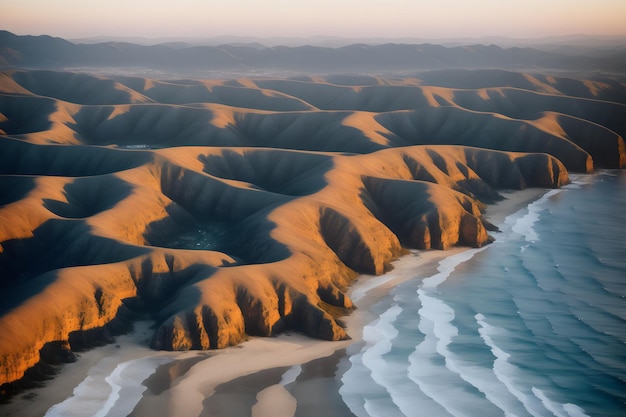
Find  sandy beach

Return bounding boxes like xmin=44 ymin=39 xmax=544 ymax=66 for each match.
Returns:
xmin=0 ymin=186 xmax=547 ymax=417
xmin=5 ymin=67 xmax=615 ymax=412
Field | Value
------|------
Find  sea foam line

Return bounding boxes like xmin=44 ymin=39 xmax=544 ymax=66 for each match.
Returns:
xmin=45 ymin=356 xmax=172 ymax=417
xmin=341 ymin=300 xmax=418 ymax=417
xmin=477 ymin=314 xmax=591 ymax=417
xmin=340 ymin=353 xmax=375 ymax=417
xmin=351 ymin=273 xmax=398 ymax=303
xmin=360 ymin=304 xmax=411 ymax=417
xmin=422 ymin=248 xmax=487 ymax=289
xmin=508 ymin=189 xmax=560 ymax=244
xmin=343 ymin=189 xmax=566 ymax=417
xmin=532 ymin=387 xmax=591 ymax=417
xmin=409 ymin=292 xmax=530 ymax=416
xmin=476 ymin=313 xmax=547 ymax=417
xmin=409 ymin=241 xmax=569 ymax=417
xmin=409 ymin=296 xmax=474 ymax=417
xmin=280 ymin=364 xmax=301 ymax=386
xmin=339 ymin=303 xmax=410 ymax=417
xmin=407 ymin=246 xmax=512 ymax=417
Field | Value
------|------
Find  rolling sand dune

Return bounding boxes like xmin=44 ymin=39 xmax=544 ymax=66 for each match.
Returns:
xmin=0 ymin=69 xmax=624 ymax=394
xmin=417 ymin=69 xmax=626 ymax=102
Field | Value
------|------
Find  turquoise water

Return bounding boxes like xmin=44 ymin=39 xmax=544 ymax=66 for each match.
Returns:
xmin=340 ymin=170 xmax=626 ymax=417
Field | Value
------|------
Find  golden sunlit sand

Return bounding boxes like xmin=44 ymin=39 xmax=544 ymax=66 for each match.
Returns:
xmin=0 ymin=186 xmax=545 ymax=417
xmin=0 ymin=69 xmax=624 ymax=408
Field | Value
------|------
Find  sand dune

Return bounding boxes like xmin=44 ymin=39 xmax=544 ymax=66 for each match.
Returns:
xmin=0 ymin=69 xmax=624 ymax=392
xmin=3 ymin=70 xmax=623 ymax=169
xmin=111 ymin=76 xmax=316 ymax=111
xmin=417 ymin=69 xmax=626 ymax=102
xmin=10 ymin=70 xmax=154 ymax=105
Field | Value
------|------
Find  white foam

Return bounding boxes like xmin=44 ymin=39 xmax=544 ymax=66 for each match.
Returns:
xmin=509 ymin=189 xmax=560 ymax=243
xmin=410 ymin=300 xmax=515 ymax=415
xmin=360 ymin=304 xmax=408 ymax=416
xmin=363 ymin=304 xmax=401 ymax=346
xmin=45 ymin=374 xmax=110 ymax=417
xmin=531 ymin=387 xmax=590 ymax=417
xmin=45 ymin=356 xmax=172 ymax=417
xmin=405 ymin=244 xmax=561 ymax=417
xmin=94 ymin=362 xmax=126 ymax=417
xmin=250 ymin=365 xmax=301 ymax=417
xmin=350 ymin=252 xmax=432 ymax=303
xmin=476 ymin=314 xmax=594 ymax=417
xmin=341 ymin=301 xmax=424 ymax=417
xmin=476 ymin=314 xmax=548 ymax=416
xmin=408 ymin=303 xmax=472 ymax=417
xmin=342 ymin=188 xmax=576 ymax=417
xmin=351 ymin=273 xmax=397 ymax=303
xmin=563 ymin=403 xmax=592 ymax=417
xmin=341 ymin=350 xmax=388 ymax=417
xmin=422 ymin=247 xmax=487 ymax=289
xmin=363 ymin=396 xmax=406 ymax=417
xmin=567 ymin=172 xmax=596 ymax=187
xmin=351 ymin=298 xmax=451 ymax=417
xmin=533 ymin=387 xmax=569 ymax=417
xmin=279 ymin=364 xmax=301 ymax=386
xmin=404 ymin=247 xmax=505 ymax=417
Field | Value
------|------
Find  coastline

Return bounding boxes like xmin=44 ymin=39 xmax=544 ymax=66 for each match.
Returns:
xmin=0 ymin=186 xmax=548 ymax=417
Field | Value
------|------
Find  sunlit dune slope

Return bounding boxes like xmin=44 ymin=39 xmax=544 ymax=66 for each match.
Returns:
xmin=0 ymin=69 xmax=623 ymax=387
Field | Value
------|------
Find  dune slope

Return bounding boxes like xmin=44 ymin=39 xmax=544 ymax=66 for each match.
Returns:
xmin=0 ymin=69 xmax=624 ymax=389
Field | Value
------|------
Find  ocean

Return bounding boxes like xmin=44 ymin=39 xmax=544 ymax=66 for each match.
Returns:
xmin=338 ymin=170 xmax=626 ymax=417
xmin=35 ymin=171 xmax=626 ymax=417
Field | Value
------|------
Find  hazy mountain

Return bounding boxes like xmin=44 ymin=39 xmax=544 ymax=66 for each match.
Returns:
xmin=67 ymin=33 xmax=626 ymax=49
xmin=1 ymin=31 xmax=624 ymax=75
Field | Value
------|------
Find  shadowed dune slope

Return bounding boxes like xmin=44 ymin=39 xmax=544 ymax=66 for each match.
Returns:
xmin=2 ymin=70 xmax=623 ymax=168
xmin=417 ymin=69 xmax=626 ymax=102
xmin=0 ymin=69 xmax=624 ymax=388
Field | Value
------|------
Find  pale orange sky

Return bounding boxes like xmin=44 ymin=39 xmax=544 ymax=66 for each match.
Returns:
xmin=2 ymin=0 xmax=626 ymax=40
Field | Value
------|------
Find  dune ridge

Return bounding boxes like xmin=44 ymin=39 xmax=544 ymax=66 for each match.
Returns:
xmin=0 ymin=69 xmax=624 ymax=391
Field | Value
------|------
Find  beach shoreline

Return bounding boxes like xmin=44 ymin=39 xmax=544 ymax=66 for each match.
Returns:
xmin=0 ymin=186 xmax=548 ymax=417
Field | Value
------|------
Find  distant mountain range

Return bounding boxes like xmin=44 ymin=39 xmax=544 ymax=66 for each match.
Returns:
xmin=66 ymin=33 xmax=626 ymax=50
xmin=1 ymin=31 xmax=624 ymax=75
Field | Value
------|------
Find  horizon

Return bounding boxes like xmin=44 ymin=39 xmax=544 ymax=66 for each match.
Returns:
xmin=14 ymin=31 xmax=626 ymax=45
xmin=2 ymin=3 xmax=626 ymax=416
xmin=3 ymin=0 xmax=626 ymax=42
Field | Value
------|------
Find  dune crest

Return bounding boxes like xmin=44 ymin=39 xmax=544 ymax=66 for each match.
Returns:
xmin=0 ymin=69 xmax=624 ymax=390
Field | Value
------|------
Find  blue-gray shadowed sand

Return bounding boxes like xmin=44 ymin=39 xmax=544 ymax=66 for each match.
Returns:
xmin=200 ymin=366 xmax=291 ymax=417
xmin=152 ymin=349 xmax=357 ymax=417
xmin=0 ymin=50 xmax=624 ymax=415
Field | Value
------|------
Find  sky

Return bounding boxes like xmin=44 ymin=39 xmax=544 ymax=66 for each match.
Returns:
xmin=2 ymin=0 xmax=626 ymax=41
